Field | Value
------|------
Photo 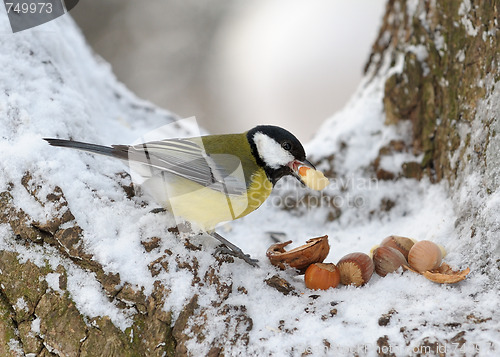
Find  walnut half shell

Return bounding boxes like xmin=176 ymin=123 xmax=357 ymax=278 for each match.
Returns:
xmin=266 ymin=235 xmax=330 ymax=274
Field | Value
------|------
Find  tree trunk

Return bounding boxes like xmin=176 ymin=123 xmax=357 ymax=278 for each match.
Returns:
xmin=369 ymin=0 xmax=499 ymax=183
xmin=364 ymin=0 xmax=500 ymax=270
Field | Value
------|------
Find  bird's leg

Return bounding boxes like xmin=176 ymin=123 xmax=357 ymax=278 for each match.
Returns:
xmin=210 ymin=232 xmax=259 ymax=267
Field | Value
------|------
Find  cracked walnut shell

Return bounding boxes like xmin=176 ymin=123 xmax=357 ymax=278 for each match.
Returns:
xmin=266 ymin=235 xmax=330 ymax=274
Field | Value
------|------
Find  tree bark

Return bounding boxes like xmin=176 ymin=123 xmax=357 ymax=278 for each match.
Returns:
xmin=367 ymin=0 xmax=499 ymax=184
xmin=362 ymin=0 xmax=500 ymax=278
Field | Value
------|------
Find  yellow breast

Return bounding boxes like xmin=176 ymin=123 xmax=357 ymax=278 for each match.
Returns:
xmin=142 ymin=168 xmax=273 ymax=232
xmin=235 ymin=168 xmax=273 ymax=219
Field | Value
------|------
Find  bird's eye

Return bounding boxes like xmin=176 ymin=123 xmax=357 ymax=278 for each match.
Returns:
xmin=282 ymin=142 xmax=291 ymax=151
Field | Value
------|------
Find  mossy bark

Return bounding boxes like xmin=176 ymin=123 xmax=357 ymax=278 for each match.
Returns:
xmin=368 ymin=0 xmax=499 ymax=183
xmin=363 ymin=0 xmax=500 ymax=286
xmin=0 ymin=176 xmax=250 ymax=356
xmin=0 ymin=180 xmax=177 ymax=356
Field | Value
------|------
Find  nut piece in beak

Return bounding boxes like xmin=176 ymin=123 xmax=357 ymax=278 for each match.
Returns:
xmin=297 ymin=166 xmax=329 ymax=190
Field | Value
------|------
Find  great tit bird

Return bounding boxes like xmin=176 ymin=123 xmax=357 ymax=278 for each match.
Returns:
xmin=44 ymin=125 xmax=318 ymax=267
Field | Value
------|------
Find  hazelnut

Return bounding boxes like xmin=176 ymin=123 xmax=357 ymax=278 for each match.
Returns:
xmin=408 ymin=240 xmax=442 ymax=273
xmin=369 ymin=244 xmax=379 ymax=258
xmin=304 ymin=263 xmax=340 ymax=290
xmin=380 ymin=235 xmax=415 ymax=260
xmin=266 ymin=236 xmax=330 ymax=273
xmin=373 ymin=246 xmax=407 ymax=277
xmin=337 ymin=252 xmax=374 ymax=286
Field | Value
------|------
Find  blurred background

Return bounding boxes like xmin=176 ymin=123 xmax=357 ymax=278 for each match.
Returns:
xmin=71 ymin=0 xmax=386 ymax=142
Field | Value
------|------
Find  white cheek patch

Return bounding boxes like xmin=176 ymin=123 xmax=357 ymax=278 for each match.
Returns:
xmin=253 ymin=132 xmax=294 ymax=169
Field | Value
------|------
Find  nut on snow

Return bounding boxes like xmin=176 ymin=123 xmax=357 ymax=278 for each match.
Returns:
xmin=408 ymin=240 xmax=442 ymax=273
xmin=304 ymin=263 xmax=340 ymax=290
xmin=372 ymin=246 xmax=407 ymax=277
xmin=266 ymin=235 xmax=330 ymax=273
xmin=380 ymin=235 xmax=415 ymax=260
xmin=337 ymin=252 xmax=374 ymax=286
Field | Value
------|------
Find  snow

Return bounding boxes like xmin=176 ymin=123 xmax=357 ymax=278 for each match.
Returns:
xmin=45 ymin=273 xmax=61 ymax=292
xmin=406 ymin=0 xmax=420 ymax=19
xmin=31 ymin=318 xmax=41 ymax=334
xmin=458 ymin=0 xmax=479 ymax=37
xmin=434 ymin=31 xmax=447 ymax=57
xmin=0 ymin=10 xmax=499 ymax=357
xmin=407 ymin=44 xmax=430 ymax=75
xmin=7 ymin=339 xmax=23 ymax=355
xmin=456 ymin=49 xmax=466 ymax=62
xmin=408 ymin=44 xmax=428 ymax=63
xmin=15 ymin=297 xmax=28 ymax=312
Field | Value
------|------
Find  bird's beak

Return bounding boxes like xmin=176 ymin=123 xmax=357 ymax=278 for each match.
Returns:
xmin=288 ymin=158 xmax=316 ymax=185
xmin=302 ymin=159 xmax=316 ymax=170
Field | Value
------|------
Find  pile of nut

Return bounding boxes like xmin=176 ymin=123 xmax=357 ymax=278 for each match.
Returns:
xmin=266 ymin=235 xmax=470 ymax=290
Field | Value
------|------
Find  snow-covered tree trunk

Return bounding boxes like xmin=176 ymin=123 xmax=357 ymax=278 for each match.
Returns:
xmin=366 ymin=0 xmax=500 ymax=273
xmin=1 ymin=1 xmax=499 ymax=356
xmin=371 ymin=0 xmax=499 ymax=182
xmin=0 ymin=15 xmax=181 ymax=357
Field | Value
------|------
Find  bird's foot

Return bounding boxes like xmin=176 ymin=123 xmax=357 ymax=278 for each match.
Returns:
xmin=214 ymin=245 xmax=259 ymax=267
xmin=210 ymin=232 xmax=259 ymax=267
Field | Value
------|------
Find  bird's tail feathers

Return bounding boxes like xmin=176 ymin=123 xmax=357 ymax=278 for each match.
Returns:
xmin=44 ymin=138 xmax=128 ymax=160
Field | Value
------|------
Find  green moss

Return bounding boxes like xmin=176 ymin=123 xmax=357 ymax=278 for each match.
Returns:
xmin=421 ymin=81 xmax=437 ymax=156
xmin=18 ymin=320 xmax=43 ymax=355
xmin=377 ymin=0 xmax=500 ymax=181
xmin=123 ymin=307 xmax=175 ymax=357
xmin=35 ymin=291 xmax=87 ymax=357
xmin=0 ymin=292 xmax=20 ymax=357
xmin=81 ymin=317 xmax=138 ymax=357
xmin=0 ymin=251 xmax=49 ymax=322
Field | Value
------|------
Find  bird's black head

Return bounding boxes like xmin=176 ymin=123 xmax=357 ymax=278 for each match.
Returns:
xmin=247 ymin=125 xmax=315 ymax=185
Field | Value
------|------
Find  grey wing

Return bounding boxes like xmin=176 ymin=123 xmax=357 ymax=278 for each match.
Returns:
xmin=124 ymin=138 xmax=247 ymax=196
